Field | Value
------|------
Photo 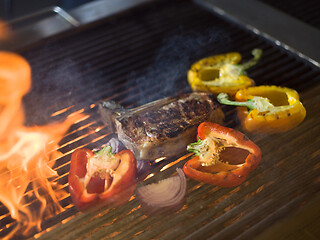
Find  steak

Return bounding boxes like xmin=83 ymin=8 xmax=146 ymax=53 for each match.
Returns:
xmin=99 ymin=92 xmax=224 ymax=161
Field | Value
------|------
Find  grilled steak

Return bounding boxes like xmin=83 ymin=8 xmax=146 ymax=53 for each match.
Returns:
xmin=99 ymin=92 xmax=224 ymax=161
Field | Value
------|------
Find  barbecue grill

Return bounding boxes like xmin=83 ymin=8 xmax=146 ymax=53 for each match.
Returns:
xmin=0 ymin=0 xmax=320 ymax=239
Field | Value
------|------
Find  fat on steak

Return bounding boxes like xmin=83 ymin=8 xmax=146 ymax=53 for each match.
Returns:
xmin=99 ymin=92 xmax=224 ymax=161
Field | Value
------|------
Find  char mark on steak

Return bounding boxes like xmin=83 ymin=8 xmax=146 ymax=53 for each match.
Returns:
xmin=99 ymin=92 xmax=224 ymax=161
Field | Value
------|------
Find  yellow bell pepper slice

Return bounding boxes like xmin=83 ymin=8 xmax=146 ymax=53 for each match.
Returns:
xmin=188 ymin=49 xmax=262 ymax=97
xmin=217 ymin=85 xmax=306 ymax=133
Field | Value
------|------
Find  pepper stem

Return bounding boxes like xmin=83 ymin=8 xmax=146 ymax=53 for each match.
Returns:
xmin=187 ymin=138 xmax=203 ymax=156
xmin=96 ymin=145 xmax=113 ymax=157
xmin=217 ymin=93 xmax=256 ymax=111
xmin=238 ymin=48 xmax=262 ymax=73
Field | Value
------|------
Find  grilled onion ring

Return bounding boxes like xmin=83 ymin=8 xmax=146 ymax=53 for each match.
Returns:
xmin=136 ymin=168 xmax=187 ymax=215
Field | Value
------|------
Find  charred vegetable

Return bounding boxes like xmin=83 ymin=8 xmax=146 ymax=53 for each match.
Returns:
xmin=217 ymin=85 xmax=306 ymax=133
xmin=106 ymin=137 xmax=152 ymax=182
xmin=68 ymin=146 xmax=137 ymax=211
xmin=136 ymin=168 xmax=187 ymax=215
xmin=184 ymin=122 xmax=261 ymax=187
xmin=188 ymin=49 xmax=262 ymax=97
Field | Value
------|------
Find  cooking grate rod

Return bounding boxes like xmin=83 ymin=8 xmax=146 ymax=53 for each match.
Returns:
xmin=195 ymin=0 xmax=320 ymax=67
xmin=258 ymin=0 xmax=320 ymax=30
xmin=36 ymin=123 xmax=319 ymax=240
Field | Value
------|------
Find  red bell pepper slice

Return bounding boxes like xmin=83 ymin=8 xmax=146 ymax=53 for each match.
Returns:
xmin=184 ymin=122 xmax=261 ymax=187
xmin=68 ymin=146 xmax=137 ymax=211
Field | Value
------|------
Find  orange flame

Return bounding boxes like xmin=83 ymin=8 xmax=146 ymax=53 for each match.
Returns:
xmin=0 ymin=20 xmax=10 ymax=40
xmin=0 ymin=52 xmax=79 ymax=238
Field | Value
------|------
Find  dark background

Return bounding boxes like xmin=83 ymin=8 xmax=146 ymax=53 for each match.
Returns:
xmin=0 ymin=0 xmax=93 ymax=20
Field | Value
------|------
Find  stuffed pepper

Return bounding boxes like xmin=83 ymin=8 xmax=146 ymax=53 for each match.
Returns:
xmin=68 ymin=146 xmax=137 ymax=211
xmin=217 ymin=85 xmax=306 ymax=133
xmin=184 ymin=122 xmax=261 ymax=187
xmin=188 ymin=48 xmax=262 ymax=97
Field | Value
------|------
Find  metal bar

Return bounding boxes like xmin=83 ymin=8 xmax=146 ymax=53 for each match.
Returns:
xmin=9 ymin=6 xmax=80 ymax=27
xmin=52 ymin=6 xmax=80 ymax=27
xmin=194 ymin=0 xmax=320 ymax=67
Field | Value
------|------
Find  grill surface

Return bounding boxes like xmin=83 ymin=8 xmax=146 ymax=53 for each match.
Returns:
xmin=259 ymin=0 xmax=320 ymax=30
xmin=1 ymin=0 xmax=320 ymax=239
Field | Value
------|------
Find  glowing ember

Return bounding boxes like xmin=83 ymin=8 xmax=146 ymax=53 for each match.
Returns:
xmin=0 ymin=51 xmax=79 ymax=238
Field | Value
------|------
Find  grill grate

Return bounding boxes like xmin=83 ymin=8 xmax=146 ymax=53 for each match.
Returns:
xmin=1 ymin=0 xmax=320 ymax=239
xmin=258 ymin=0 xmax=320 ymax=30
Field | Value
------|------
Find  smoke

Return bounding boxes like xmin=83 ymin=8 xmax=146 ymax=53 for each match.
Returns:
xmin=22 ymin=27 xmax=232 ymax=124
xmin=130 ymin=27 xmax=232 ymax=105
xmin=23 ymin=57 xmax=88 ymax=125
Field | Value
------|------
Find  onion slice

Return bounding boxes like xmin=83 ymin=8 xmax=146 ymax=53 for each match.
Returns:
xmin=105 ymin=137 xmax=125 ymax=154
xmin=136 ymin=168 xmax=187 ymax=215
xmin=136 ymin=160 xmax=153 ymax=182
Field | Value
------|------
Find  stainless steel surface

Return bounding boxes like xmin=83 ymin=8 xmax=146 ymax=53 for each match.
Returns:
xmin=69 ymin=0 xmax=151 ymax=25
xmin=9 ymin=6 xmax=80 ymax=27
xmin=1 ymin=11 xmax=73 ymax=50
xmin=194 ymin=0 xmax=320 ymax=67
xmin=0 ymin=0 xmax=153 ymax=50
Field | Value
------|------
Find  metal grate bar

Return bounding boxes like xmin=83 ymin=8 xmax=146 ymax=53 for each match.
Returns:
xmin=258 ymin=0 xmax=320 ymax=30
